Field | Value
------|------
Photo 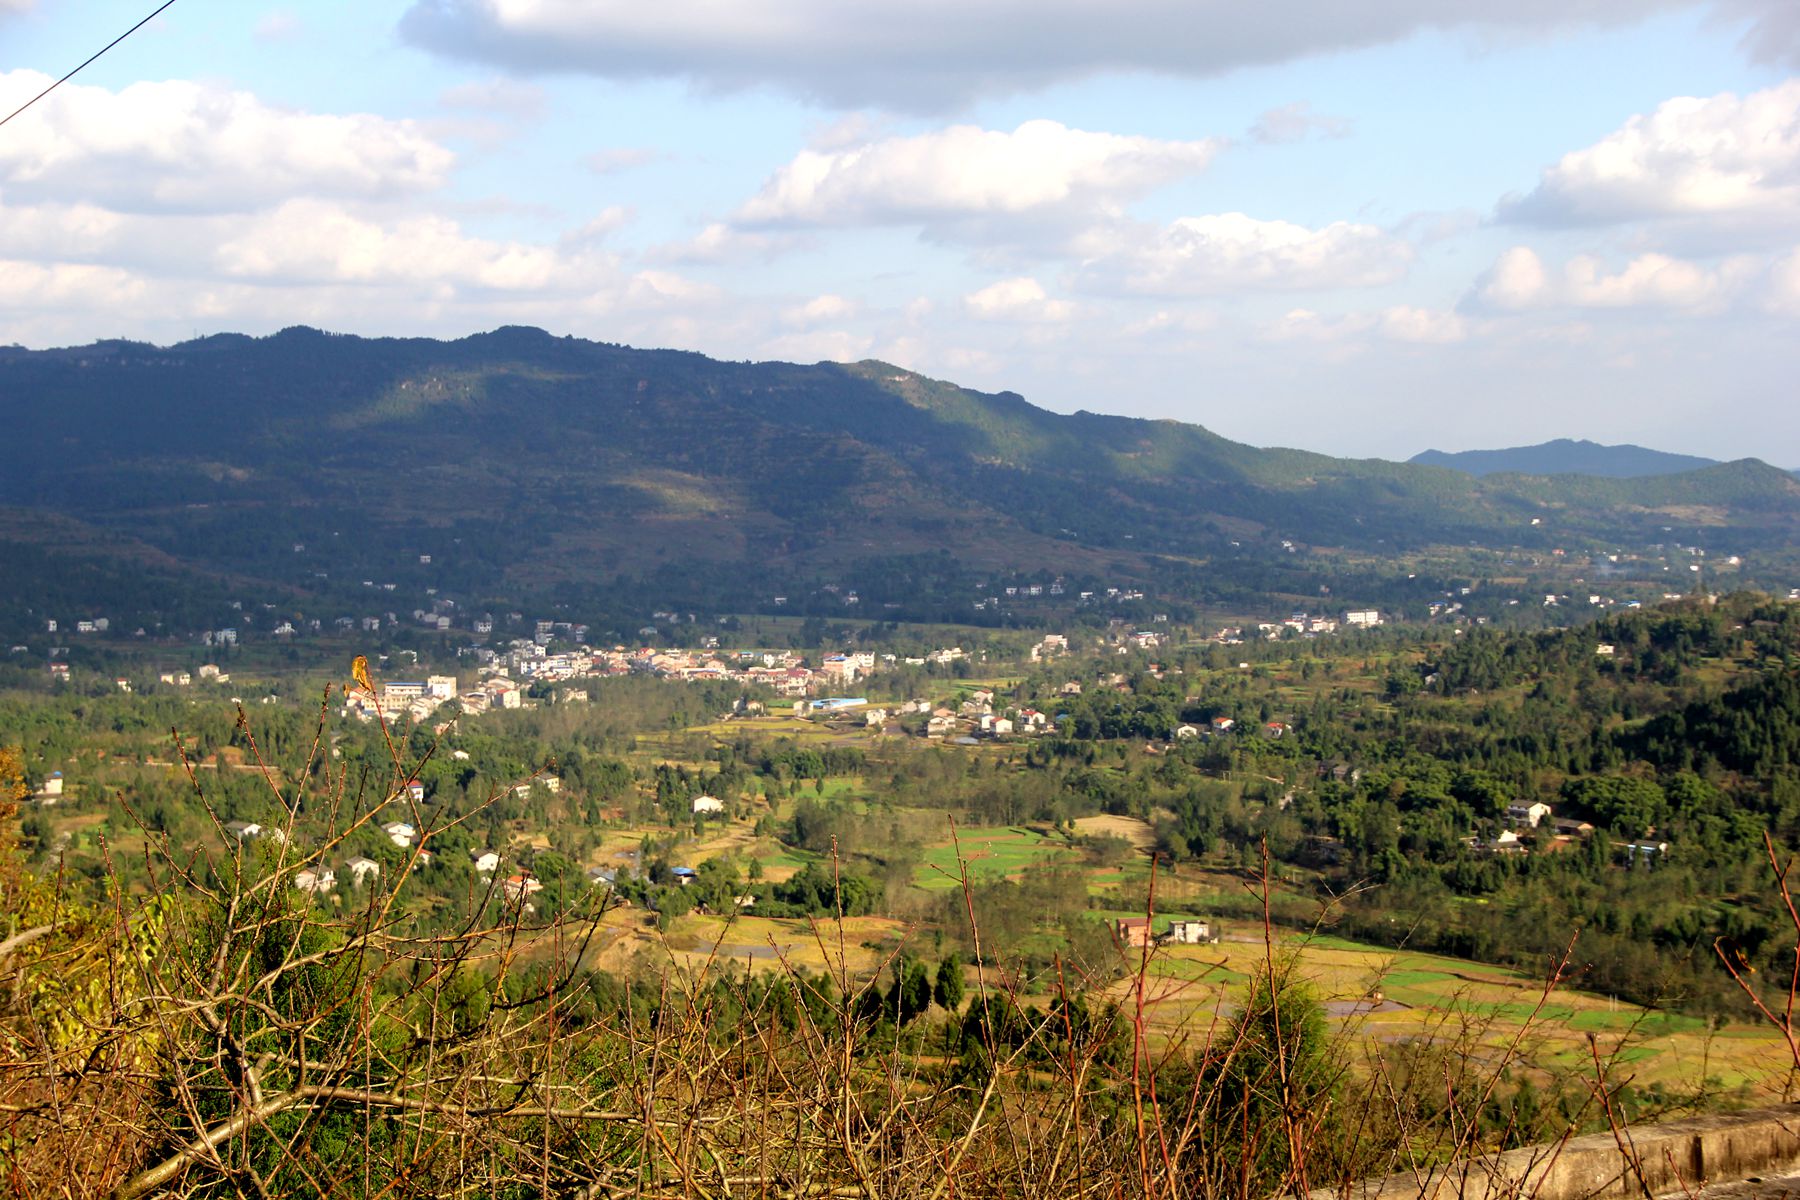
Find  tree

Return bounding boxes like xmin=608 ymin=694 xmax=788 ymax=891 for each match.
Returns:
xmin=895 ymin=958 xmax=933 ymax=1025
xmin=1202 ymin=961 xmax=1334 ymax=1194
xmin=933 ymin=952 xmax=965 ymax=1012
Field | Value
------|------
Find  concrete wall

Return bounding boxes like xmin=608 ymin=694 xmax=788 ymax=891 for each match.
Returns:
xmin=1315 ymin=1104 xmax=1800 ymax=1200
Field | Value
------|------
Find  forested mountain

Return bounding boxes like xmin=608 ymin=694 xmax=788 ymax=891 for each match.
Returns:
xmin=1410 ymin=439 xmax=1720 ymax=478
xmin=2 ymin=327 xmax=1797 ymax=621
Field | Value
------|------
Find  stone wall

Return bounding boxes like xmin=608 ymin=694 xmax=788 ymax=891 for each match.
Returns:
xmin=1316 ymin=1104 xmax=1800 ymax=1200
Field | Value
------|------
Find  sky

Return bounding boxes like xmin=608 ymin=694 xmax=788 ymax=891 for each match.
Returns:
xmin=2 ymin=1 xmax=1798 ymax=465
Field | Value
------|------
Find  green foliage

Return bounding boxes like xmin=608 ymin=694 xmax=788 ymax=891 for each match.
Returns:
xmin=933 ymin=951 xmax=965 ymax=1011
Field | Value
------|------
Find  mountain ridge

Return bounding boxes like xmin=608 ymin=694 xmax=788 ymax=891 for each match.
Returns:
xmin=1410 ymin=438 xmax=1721 ymax=479
xmin=1 ymin=326 xmax=1795 ymax=627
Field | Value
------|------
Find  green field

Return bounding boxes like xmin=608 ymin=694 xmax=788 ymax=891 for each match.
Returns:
xmin=913 ymin=825 xmax=1073 ymax=889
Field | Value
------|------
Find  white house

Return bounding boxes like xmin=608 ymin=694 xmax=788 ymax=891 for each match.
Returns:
xmin=472 ymin=851 xmax=500 ymax=874
xmin=691 ymin=795 xmax=725 ymax=815
xmin=1163 ymin=919 xmax=1217 ymax=945
xmin=1506 ymin=802 xmax=1553 ymax=829
xmin=294 ymin=868 xmax=336 ymax=894
xmin=346 ymin=857 xmax=381 ymax=886
xmin=382 ymin=821 xmax=416 ymax=848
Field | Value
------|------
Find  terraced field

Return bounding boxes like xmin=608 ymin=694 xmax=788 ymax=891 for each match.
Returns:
xmin=1110 ymin=927 xmax=1785 ymax=1095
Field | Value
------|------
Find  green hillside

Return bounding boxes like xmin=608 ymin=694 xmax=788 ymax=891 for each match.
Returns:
xmin=1 ymin=326 xmax=1795 ymax=625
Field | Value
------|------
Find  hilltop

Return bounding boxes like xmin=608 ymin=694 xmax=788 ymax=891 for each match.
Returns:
xmin=2 ymin=326 xmax=1797 ymax=627
xmin=1410 ymin=438 xmax=1722 ymax=478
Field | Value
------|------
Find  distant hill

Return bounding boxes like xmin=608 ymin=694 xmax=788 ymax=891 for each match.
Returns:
xmin=1410 ymin=439 xmax=1719 ymax=478
xmin=1 ymin=327 xmax=1797 ymax=630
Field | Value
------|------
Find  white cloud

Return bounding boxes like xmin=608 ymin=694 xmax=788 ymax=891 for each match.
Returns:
xmin=649 ymin=222 xmax=810 ymax=265
xmin=1767 ymin=247 xmax=1800 ymax=313
xmin=1080 ymin=213 xmax=1413 ymax=295
xmin=1261 ymin=305 xmax=1466 ymax=345
xmin=1501 ymin=80 xmax=1800 ymax=230
xmin=1123 ymin=309 xmax=1221 ymax=337
xmin=760 ymin=330 xmax=875 ymax=363
xmin=737 ymin=120 xmax=1221 ymax=229
xmin=0 ymin=70 xmax=453 ymax=213
xmin=624 ymin=269 xmax=724 ymax=308
xmin=0 ymin=260 xmax=145 ymax=309
xmin=1249 ymin=102 xmax=1353 ymax=144
xmin=214 ymin=199 xmax=577 ymax=290
xmin=1470 ymin=245 xmax=1751 ymax=310
xmin=963 ymin=277 xmax=1076 ymax=322
xmin=1378 ymin=306 xmax=1468 ymax=343
xmin=0 ymin=202 xmax=130 ymax=263
xmin=562 ymin=205 xmax=633 ymax=245
xmin=398 ymin=0 xmax=1689 ymax=111
xmin=1472 ymin=246 xmax=1553 ymax=309
xmin=1264 ymin=308 xmax=1368 ymax=343
xmin=782 ymin=294 xmax=860 ymax=326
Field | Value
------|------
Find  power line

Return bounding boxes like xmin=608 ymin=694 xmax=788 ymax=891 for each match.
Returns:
xmin=0 ymin=0 xmax=181 ymax=131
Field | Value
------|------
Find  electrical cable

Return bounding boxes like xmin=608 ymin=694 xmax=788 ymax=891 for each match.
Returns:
xmin=0 ymin=0 xmax=181 ymax=131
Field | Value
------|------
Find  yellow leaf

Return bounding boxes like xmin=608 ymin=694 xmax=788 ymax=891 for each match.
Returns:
xmin=352 ymin=655 xmax=373 ymax=693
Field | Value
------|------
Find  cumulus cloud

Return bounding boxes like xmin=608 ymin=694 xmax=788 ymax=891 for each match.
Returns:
xmin=1470 ymin=245 xmax=1751 ymax=310
xmin=1079 ymin=213 xmax=1413 ymax=295
xmin=1501 ymin=79 xmax=1800 ymax=230
xmin=214 ymin=199 xmax=576 ymax=290
xmin=1250 ymin=102 xmax=1353 ymax=144
xmin=0 ymin=70 xmax=453 ymax=213
xmin=736 ymin=120 xmax=1221 ymax=229
xmin=781 ymin=294 xmax=860 ymax=326
xmin=398 ymin=0 xmax=1689 ymax=111
xmin=0 ymin=260 xmax=145 ymax=309
xmin=1379 ymin=306 xmax=1468 ymax=343
xmin=962 ymin=277 xmax=1076 ymax=322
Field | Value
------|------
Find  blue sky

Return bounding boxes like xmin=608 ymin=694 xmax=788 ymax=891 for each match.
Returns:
xmin=3 ymin=0 xmax=1798 ymax=464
